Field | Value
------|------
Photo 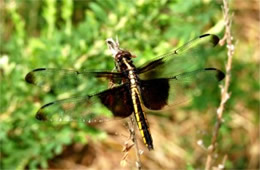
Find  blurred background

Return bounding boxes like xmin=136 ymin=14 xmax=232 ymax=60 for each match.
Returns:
xmin=0 ymin=0 xmax=259 ymax=169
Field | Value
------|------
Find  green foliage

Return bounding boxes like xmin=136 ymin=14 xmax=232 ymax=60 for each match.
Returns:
xmin=0 ymin=0 xmax=258 ymax=169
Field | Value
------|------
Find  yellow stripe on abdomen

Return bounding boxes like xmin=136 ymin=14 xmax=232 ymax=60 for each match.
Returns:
xmin=131 ymin=87 xmax=153 ymax=150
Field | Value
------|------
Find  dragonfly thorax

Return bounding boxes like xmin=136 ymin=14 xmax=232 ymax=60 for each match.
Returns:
xmin=115 ymin=50 xmax=137 ymax=73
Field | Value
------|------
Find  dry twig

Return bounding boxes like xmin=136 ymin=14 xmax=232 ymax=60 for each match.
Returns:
xmin=120 ymin=116 xmax=142 ymax=170
xmin=205 ymin=0 xmax=235 ymax=169
xmin=128 ymin=115 xmax=142 ymax=170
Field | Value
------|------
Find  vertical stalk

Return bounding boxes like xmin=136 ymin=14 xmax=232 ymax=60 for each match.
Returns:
xmin=205 ymin=0 xmax=234 ymax=169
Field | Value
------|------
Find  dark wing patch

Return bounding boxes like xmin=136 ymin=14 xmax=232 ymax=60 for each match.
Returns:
xmin=98 ymin=84 xmax=133 ymax=118
xmin=140 ymin=79 xmax=170 ymax=110
xmin=141 ymin=68 xmax=225 ymax=110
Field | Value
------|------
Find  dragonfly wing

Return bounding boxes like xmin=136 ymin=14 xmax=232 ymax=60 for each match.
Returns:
xmin=140 ymin=68 xmax=225 ymax=110
xmin=36 ymin=83 xmax=133 ymax=122
xmin=25 ymin=68 xmax=124 ymax=94
xmin=137 ymin=34 xmax=220 ymax=79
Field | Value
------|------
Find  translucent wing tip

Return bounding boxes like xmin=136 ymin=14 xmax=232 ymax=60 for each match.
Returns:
xmin=35 ymin=111 xmax=47 ymax=121
xmin=25 ymin=68 xmax=46 ymax=84
xmin=25 ymin=72 xmax=35 ymax=84
xmin=216 ymin=70 xmax=225 ymax=81
xmin=35 ymin=102 xmax=54 ymax=121
xmin=199 ymin=34 xmax=220 ymax=47
xmin=211 ymin=35 xmax=220 ymax=46
xmin=205 ymin=68 xmax=225 ymax=81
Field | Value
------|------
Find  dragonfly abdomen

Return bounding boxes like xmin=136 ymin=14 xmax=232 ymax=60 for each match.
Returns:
xmin=132 ymin=89 xmax=153 ymax=150
xmin=121 ymin=57 xmax=154 ymax=150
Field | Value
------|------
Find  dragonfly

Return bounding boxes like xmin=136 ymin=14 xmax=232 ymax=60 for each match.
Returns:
xmin=25 ymin=34 xmax=225 ymax=151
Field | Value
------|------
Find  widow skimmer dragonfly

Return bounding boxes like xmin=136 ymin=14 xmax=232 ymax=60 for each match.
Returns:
xmin=25 ymin=34 xmax=225 ymax=151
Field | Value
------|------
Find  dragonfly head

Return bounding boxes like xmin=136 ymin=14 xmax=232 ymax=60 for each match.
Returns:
xmin=106 ymin=37 xmax=122 ymax=58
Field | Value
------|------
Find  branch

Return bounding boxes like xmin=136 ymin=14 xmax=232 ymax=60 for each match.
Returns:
xmin=205 ymin=0 xmax=234 ymax=169
xmin=120 ymin=116 xmax=142 ymax=169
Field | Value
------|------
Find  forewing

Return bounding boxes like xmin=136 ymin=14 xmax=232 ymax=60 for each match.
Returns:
xmin=36 ymin=84 xmax=133 ymax=122
xmin=137 ymin=34 xmax=220 ymax=79
xmin=140 ymin=68 xmax=225 ymax=110
xmin=25 ymin=68 xmax=123 ymax=94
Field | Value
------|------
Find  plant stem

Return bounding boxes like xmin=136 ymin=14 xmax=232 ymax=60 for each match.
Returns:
xmin=205 ymin=0 xmax=234 ymax=169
